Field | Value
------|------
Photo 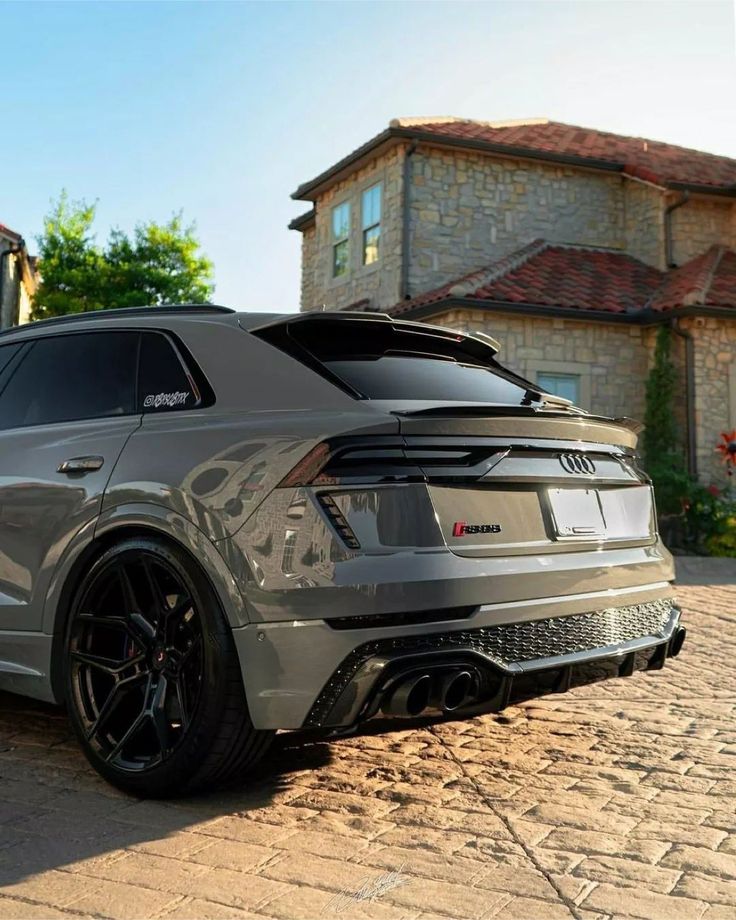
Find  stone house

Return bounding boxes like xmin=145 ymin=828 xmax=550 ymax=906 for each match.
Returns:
xmin=0 ymin=223 xmax=37 ymax=329
xmin=289 ymin=117 xmax=736 ymax=485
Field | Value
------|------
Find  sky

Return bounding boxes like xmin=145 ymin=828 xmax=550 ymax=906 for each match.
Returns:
xmin=2 ymin=0 xmax=735 ymax=312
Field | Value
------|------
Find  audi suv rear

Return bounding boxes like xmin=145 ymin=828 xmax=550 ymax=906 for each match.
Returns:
xmin=0 ymin=305 xmax=683 ymax=796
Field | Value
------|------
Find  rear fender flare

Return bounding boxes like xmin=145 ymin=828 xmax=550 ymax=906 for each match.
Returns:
xmin=43 ymin=502 xmax=252 ymax=640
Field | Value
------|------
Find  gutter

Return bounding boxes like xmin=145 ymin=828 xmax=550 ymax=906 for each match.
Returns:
xmin=664 ymin=191 xmax=689 ymax=268
xmin=399 ymin=141 xmax=418 ymax=301
xmin=671 ymin=318 xmax=697 ymax=478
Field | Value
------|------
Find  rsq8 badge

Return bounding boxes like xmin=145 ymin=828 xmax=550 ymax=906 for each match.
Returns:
xmin=452 ymin=522 xmax=503 ymax=536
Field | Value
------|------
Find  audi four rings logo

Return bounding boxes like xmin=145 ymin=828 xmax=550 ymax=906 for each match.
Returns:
xmin=559 ymin=453 xmax=596 ymax=474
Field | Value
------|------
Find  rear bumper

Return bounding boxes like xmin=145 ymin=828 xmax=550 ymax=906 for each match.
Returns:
xmin=302 ymin=600 xmax=684 ymax=730
xmin=233 ymin=584 xmax=681 ymax=729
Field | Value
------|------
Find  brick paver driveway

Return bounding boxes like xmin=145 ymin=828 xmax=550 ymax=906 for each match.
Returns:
xmin=0 ymin=570 xmax=734 ymax=920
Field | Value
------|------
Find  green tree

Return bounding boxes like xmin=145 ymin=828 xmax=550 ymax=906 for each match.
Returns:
xmin=32 ymin=192 xmax=214 ymax=319
xmin=642 ymin=325 xmax=689 ymax=515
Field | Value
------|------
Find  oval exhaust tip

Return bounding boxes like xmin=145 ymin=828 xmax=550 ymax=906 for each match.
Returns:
xmin=441 ymin=670 xmax=473 ymax=712
xmin=384 ymin=673 xmax=432 ymax=717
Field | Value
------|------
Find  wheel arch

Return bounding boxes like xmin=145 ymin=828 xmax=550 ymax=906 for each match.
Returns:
xmin=47 ymin=504 xmax=252 ymax=703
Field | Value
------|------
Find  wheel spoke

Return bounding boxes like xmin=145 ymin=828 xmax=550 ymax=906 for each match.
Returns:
xmin=173 ymin=677 xmax=191 ymax=730
xmin=117 ymin=563 xmax=140 ymax=613
xmin=104 ymin=679 xmax=151 ymax=763
xmin=143 ymin=559 xmax=169 ymax=619
xmin=129 ymin=612 xmax=156 ymax=649
xmin=86 ymin=671 xmax=148 ymax=742
xmin=71 ymin=649 xmax=145 ymax=675
xmin=150 ymin=676 xmax=171 ymax=755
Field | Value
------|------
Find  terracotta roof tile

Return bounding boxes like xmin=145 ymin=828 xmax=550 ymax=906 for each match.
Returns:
xmin=405 ymin=119 xmax=736 ymax=189
xmin=649 ymin=246 xmax=736 ymax=311
xmin=391 ymin=242 xmax=664 ymax=317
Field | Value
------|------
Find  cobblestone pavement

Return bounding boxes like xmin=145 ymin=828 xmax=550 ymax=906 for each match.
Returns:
xmin=0 ymin=579 xmax=734 ymax=920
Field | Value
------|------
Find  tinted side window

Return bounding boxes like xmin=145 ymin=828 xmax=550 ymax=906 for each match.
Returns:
xmin=0 ymin=343 xmax=22 ymax=377
xmin=138 ymin=332 xmax=198 ymax=412
xmin=0 ymin=332 xmax=138 ymax=429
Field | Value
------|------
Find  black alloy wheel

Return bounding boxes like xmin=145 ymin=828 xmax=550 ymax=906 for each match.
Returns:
xmin=65 ymin=536 xmax=272 ymax=796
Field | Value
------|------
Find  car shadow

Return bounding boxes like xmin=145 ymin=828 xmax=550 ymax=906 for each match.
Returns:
xmin=0 ymin=689 xmax=335 ymax=887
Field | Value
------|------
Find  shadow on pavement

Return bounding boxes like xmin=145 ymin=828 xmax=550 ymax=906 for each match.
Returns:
xmin=0 ymin=689 xmax=334 ymax=887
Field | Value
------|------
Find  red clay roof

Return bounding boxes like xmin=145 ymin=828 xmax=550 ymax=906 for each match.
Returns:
xmin=403 ymin=119 xmax=736 ymax=190
xmin=390 ymin=241 xmax=736 ymax=319
xmin=391 ymin=241 xmax=665 ymax=317
xmin=292 ymin=118 xmax=736 ymax=202
xmin=649 ymin=246 xmax=736 ymax=312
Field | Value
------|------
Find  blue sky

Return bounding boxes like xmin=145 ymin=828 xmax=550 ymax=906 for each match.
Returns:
xmin=3 ymin=0 xmax=735 ymax=311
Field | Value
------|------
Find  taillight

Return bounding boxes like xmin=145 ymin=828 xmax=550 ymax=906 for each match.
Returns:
xmin=277 ymin=443 xmax=333 ymax=488
xmin=277 ymin=438 xmax=507 ymax=486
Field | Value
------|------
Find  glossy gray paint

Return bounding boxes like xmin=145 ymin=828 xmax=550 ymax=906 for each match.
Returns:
xmin=0 ymin=309 xmax=677 ymax=725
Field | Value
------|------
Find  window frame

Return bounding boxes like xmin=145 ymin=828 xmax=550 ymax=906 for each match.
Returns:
xmin=331 ymin=200 xmax=351 ymax=278
xmin=361 ymin=182 xmax=382 ymax=266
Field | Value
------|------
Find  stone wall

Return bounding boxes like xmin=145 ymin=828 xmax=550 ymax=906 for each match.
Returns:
xmin=298 ymin=145 xmax=405 ymax=312
xmin=670 ymin=198 xmax=736 ymax=267
xmin=406 ymin=148 xmax=626 ymax=296
xmin=686 ymin=316 xmax=736 ymax=486
xmin=623 ymin=181 xmax=665 ymax=269
xmin=428 ymin=307 xmax=655 ymax=423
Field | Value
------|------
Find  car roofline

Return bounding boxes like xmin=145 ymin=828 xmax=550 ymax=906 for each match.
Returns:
xmin=0 ymin=304 xmax=236 ymax=340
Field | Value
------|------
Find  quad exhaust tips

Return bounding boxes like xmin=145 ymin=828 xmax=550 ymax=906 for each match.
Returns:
xmin=382 ymin=669 xmax=476 ymax=717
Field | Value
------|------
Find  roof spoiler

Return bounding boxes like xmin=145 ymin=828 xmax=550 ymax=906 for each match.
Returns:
xmin=246 ymin=310 xmax=501 ymax=357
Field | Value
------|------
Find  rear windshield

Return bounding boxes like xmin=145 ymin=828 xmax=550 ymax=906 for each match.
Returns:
xmin=326 ymin=356 xmax=538 ymax=403
xmin=254 ymin=318 xmax=544 ymax=405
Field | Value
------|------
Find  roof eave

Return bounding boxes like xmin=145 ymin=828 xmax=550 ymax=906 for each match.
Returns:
xmin=666 ymin=180 xmax=736 ymax=199
xmin=288 ymin=208 xmax=316 ymax=232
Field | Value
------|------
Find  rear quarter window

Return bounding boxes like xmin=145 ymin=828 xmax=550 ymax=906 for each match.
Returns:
xmin=138 ymin=332 xmax=203 ymax=412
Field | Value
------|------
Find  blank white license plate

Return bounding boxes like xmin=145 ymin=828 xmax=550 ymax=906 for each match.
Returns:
xmin=548 ymin=488 xmax=606 ymax=538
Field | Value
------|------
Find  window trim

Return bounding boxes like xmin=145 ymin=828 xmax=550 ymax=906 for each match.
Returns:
xmin=361 ymin=182 xmax=382 ymax=266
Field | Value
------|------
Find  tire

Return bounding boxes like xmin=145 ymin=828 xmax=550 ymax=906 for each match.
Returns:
xmin=63 ymin=535 xmax=273 ymax=797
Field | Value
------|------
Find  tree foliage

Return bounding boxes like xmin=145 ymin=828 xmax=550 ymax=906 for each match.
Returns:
xmin=642 ymin=325 xmax=689 ymax=515
xmin=32 ymin=192 xmax=214 ymax=319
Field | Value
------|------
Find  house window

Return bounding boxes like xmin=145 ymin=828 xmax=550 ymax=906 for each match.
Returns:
xmin=332 ymin=202 xmax=350 ymax=277
xmin=361 ymin=183 xmax=382 ymax=265
xmin=537 ymin=372 xmax=580 ymax=404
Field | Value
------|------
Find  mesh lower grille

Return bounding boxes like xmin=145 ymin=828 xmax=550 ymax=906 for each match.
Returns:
xmin=305 ymin=599 xmax=674 ymax=727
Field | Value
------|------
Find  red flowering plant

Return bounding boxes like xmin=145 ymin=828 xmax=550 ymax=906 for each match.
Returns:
xmin=716 ymin=430 xmax=736 ymax=474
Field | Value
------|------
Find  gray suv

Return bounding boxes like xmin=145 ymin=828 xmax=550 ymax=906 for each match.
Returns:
xmin=0 ymin=305 xmax=684 ymax=796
